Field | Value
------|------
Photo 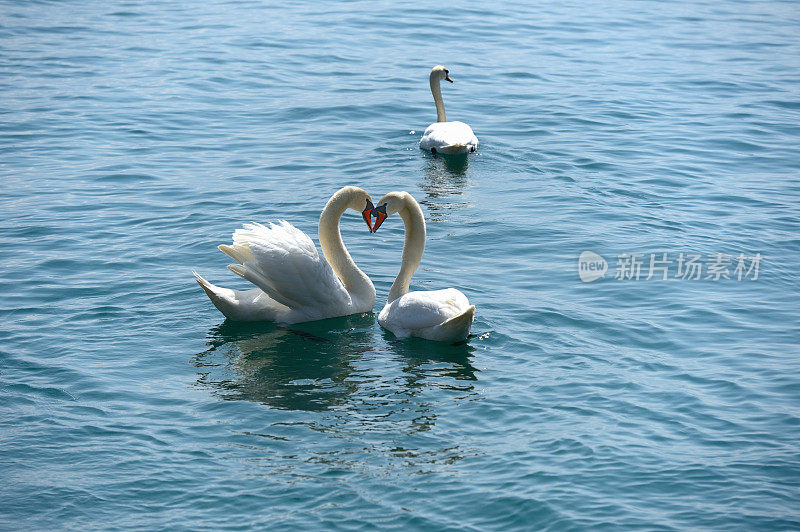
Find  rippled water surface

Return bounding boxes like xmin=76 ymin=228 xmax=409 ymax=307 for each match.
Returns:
xmin=2 ymin=0 xmax=800 ymax=529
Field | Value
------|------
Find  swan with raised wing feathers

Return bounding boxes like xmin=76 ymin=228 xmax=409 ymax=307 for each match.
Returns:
xmin=419 ymin=65 xmax=478 ymax=155
xmin=194 ymin=186 xmax=376 ymax=324
xmin=370 ymin=191 xmax=475 ymax=342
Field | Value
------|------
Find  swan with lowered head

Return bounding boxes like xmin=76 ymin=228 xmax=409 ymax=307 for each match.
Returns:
xmin=419 ymin=65 xmax=478 ymax=155
xmin=370 ymin=191 xmax=475 ymax=342
xmin=193 ymin=186 xmax=376 ymax=324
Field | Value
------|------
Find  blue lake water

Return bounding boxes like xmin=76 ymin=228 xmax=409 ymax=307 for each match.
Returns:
xmin=2 ymin=0 xmax=799 ymax=529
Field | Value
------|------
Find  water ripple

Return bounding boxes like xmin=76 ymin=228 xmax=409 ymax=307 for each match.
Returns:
xmin=2 ymin=0 xmax=800 ymax=529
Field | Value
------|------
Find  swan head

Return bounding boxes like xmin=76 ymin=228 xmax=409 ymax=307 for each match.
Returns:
xmin=333 ymin=185 xmax=375 ymax=232
xmin=431 ymin=65 xmax=453 ymax=83
xmin=370 ymin=191 xmax=407 ymax=233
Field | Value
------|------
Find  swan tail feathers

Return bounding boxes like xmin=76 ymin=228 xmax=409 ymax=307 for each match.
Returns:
xmin=193 ymin=270 xmax=287 ymax=322
xmin=194 ymin=271 xmax=225 ymax=300
xmin=193 ymin=271 xmax=241 ymax=319
xmin=437 ymin=143 xmax=474 ymax=155
xmin=442 ymin=304 xmax=475 ymax=334
xmin=423 ymin=305 xmax=475 ymax=343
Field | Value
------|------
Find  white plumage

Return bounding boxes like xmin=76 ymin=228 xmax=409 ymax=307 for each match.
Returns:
xmin=372 ymin=191 xmax=475 ymax=343
xmin=419 ymin=65 xmax=478 ymax=155
xmin=194 ymin=187 xmax=376 ymax=324
xmin=378 ymin=288 xmax=474 ymax=342
xmin=419 ymin=121 xmax=478 ymax=155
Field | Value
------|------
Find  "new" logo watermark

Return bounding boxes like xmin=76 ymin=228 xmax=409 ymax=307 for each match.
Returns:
xmin=578 ymin=251 xmax=608 ymax=282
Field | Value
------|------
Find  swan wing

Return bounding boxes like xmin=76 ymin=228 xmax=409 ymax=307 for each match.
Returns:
xmin=220 ymin=221 xmax=352 ymax=311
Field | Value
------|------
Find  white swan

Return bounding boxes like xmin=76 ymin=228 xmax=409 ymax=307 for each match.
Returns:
xmin=193 ymin=186 xmax=376 ymax=324
xmin=371 ymin=191 xmax=475 ymax=342
xmin=419 ymin=65 xmax=478 ymax=155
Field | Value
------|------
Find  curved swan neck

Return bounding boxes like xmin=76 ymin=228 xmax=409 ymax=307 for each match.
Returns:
xmin=430 ymin=73 xmax=447 ymax=123
xmin=388 ymin=194 xmax=426 ymax=303
xmin=318 ymin=189 xmax=373 ymax=301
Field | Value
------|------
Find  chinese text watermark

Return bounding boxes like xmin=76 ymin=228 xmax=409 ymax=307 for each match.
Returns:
xmin=578 ymin=251 xmax=761 ymax=283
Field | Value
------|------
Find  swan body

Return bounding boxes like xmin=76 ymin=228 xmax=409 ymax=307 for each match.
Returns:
xmin=419 ymin=121 xmax=478 ymax=155
xmin=194 ymin=186 xmax=376 ymax=324
xmin=419 ymin=65 xmax=478 ymax=155
xmin=378 ymin=288 xmax=475 ymax=343
xmin=372 ymin=191 xmax=475 ymax=342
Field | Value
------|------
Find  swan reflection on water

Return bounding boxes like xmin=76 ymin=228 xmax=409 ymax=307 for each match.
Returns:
xmin=418 ymin=152 xmax=472 ymax=223
xmin=192 ymin=314 xmax=478 ymax=415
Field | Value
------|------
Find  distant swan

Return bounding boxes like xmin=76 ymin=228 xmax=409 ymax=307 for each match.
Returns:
xmin=419 ymin=65 xmax=478 ymax=155
xmin=370 ymin=191 xmax=475 ymax=342
xmin=194 ymin=186 xmax=376 ymax=324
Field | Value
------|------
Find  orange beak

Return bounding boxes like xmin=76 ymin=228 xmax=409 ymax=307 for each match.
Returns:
xmin=371 ymin=205 xmax=387 ymax=233
xmin=362 ymin=199 xmax=374 ymax=232
xmin=445 ymin=74 xmax=453 ymax=83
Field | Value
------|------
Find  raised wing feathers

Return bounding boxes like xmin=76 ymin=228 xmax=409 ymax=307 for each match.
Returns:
xmin=221 ymin=221 xmax=351 ymax=312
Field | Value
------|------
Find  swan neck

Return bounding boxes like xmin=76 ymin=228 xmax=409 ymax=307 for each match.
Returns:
xmin=388 ymin=195 xmax=425 ymax=302
xmin=430 ymin=75 xmax=447 ymax=123
xmin=318 ymin=191 xmax=373 ymax=302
